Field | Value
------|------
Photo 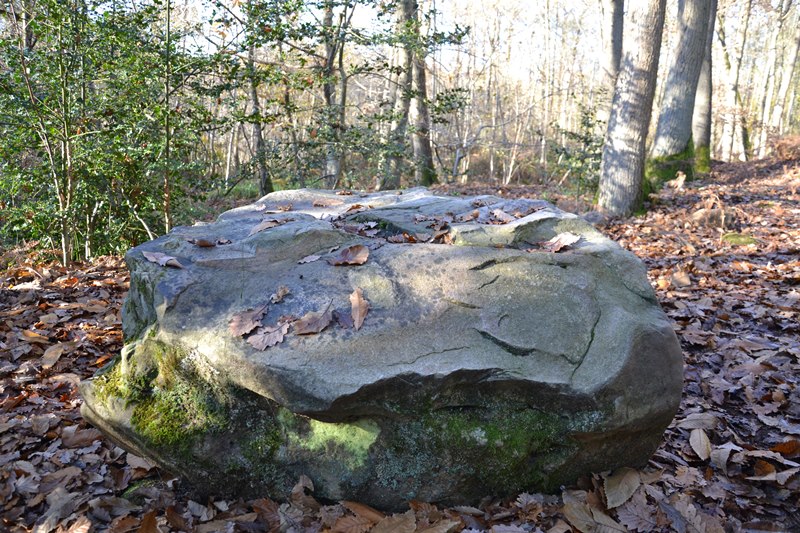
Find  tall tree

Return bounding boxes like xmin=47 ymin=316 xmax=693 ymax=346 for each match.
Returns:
xmin=597 ymin=0 xmax=667 ymax=217
xmin=716 ymin=0 xmax=752 ymax=161
xmin=650 ymin=0 xmax=710 ymax=178
xmin=597 ymin=0 xmax=624 ymax=127
xmin=767 ymin=10 xmax=800 ymax=146
xmin=410 ymin=0 xmax=436 ymax=186
xmin=691 ymin=0 xmax=718 ymax=173
xmin=756 ymin=0 xmax=793 ymax=157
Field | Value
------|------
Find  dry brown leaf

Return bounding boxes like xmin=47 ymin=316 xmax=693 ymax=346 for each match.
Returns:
xmin=138 ymin=510 xmax=159 ymax=533
xmin=690 ymin=428 xmax=712 ymax=460
xmin=229 ymin=304 xmax=268 ymax=337
xmin=271 ymin=285 xmax=290 ymax=304
xmin=349 ymin=288 xmax=369 ymax=331
xmin=771 ymin=439 xmax=800 ymax=458
xmin=491 ymin=209 xmax=515 ymax=224
xmin=342 ymin=500 xmax=385 ymax=524
xmin=313 ymin=198 xmax=345 ymax=207
xmin=416 ymin=519 xmax=462 ymax=533
xmin=329 ymin=244 xmax=369 ymax=266
xmin=371 ymin=511 xmax=416 ymax=533
xmin=22 ymin=329 xmax=49 ymax=344
xmin=142 ymin=251 xmax=183 ymax=268
xmin=299 ymin=253 xmax=322 ymax=264
xmin=616 ymin=491 xmax=658 ymax=532
xmin=61 ymin=426 xmax=102 ymax=448
xmin=293 ymin=303 xmax=333 ymax=335
xmin=66 ymin=516 xmax=92 ymax=533
xmin=540 ymin=232 xmax=581 ymax=252
xmin=41 ymin=343 xmax=67 ymax=369
xmin=603 ymin=467 xmax=641 ymax=508
xmin=195 ymin=513 xmax=258 ymax=533
xmin=248 ymin=218 xmax=292 ymax=236
xmin=189 ymin=238 xmax=216 ymax=247
xmin=331 ymin=514 xmax=373 ymax=533
xmin=247 ymin=322 xmax=289 ymax=350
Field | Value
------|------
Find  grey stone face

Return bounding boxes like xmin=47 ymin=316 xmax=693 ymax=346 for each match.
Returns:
xmin=80 ymin=188 xmax=683 ymax=510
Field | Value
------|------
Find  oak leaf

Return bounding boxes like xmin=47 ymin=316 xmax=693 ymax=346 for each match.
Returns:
xmin=293 ymin=303 xmax=333 ymax=335
xmin=229 ymin=304 xmax=268 ymax=337
xmin=603 ymin=467 xmax=641 ymax=508
xmin=350 ymin=288 xmax=369 ymax=331
xmin=247 ymin=322 xmax=289 ymax=350
xmin=328 ymin=244 xmax=369 ymax=266
xmin=371 ymin=511 xmax=416 ymax=533
xmin=142 ymin=251 xmax=184 ymax=268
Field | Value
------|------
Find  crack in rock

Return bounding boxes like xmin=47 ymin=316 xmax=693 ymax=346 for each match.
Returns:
xmin=385 ymin=346 xmax=470 ymax=367
xmin=475 ymin=328 xmax=577 ymax=365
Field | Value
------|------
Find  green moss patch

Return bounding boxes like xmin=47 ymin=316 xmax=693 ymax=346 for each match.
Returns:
xmin=646 ymin=142 xmax=695 ymax=188
xmin=722 ymin=232 xmax=758 ymax=246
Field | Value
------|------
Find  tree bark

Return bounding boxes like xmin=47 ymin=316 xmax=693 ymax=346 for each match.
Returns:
xmin=598 ymin=0 xmax=623 ymax=127
xmin=768 ymin=18 xmax=800 ymax=143
xmin=716 ymin=1 xmax=752 ymax=161
xmin=757 ymin=0 xmax=792 ymax=158
xmin=247 ymin=45 xmax=273 ymax=196
xmin=691 ymin=0 xmax=717 ymax=173
xmin=378 ymin=0 xmax=414 ymax=190
xmin=651 ymin=0 xmax=710 ymax=160
xmin=597 ymin=0 xmax=667 ymax=217
xmin=410 ymin=0 xmax=436 ymax=186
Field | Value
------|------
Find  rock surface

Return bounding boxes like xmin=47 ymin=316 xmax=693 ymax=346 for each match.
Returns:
xmin=80 ymin=187 xmax=683 ymax=510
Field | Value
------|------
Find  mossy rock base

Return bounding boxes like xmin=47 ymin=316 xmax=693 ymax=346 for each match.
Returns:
xmin=80 ymin=187 xmax=683 ymax=510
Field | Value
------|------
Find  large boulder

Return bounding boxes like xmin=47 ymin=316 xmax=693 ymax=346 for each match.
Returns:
xmin=80 ymin=188 xmax=683 ymax=510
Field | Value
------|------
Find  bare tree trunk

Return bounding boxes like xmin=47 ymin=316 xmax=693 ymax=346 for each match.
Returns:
xmin=598 ymin=0 xmax=623 ymax=127
xmin=756 ymin=0 xmax=792 ymax=158
xmin=716 ymin=1 xmax=752 ymax=161
xmin=651 ymin=0 xmax=710 ymax=165
xmin=247 ymin=45 xmax=273 ymax=196
xmin=378 ymin=0 xmax=414 ymax=190
xmin=597 ymin=0 xmax=667 ymax=217
xmin=412 ymin=22 xmax=436 ymax=186
xmin=768 ymin=19 xmax=800 ymax=144
xmin=691 ymin=0 xmax=717 ymax=173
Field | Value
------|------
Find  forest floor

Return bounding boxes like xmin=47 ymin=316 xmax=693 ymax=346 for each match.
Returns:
xmin=1 ymin=155 xmax=799 ymax=533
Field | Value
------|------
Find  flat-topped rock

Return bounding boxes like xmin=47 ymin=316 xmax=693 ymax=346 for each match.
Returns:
xmin=80 ymin=187 xmax=683 ymax=510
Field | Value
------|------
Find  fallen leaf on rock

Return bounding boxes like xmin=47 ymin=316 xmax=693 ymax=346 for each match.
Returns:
xmin=329 ymin=245 xmax=369 ymax=266
xmin=247 ymin=322 xmax=290 ymax=350
xmin=271 ymin=285 xmax=290 ymax=303
xmin=313 ymin=198 xmax=344 ymax=207
xmin=603 ymin=467 xmax=641 ymax=508
xmin=540 ymin=232 xmax=581 ymax=253
xmin=142 ymin=251 xmax=184 ymax=268
xmin=690 ymin=428 xmax=712 ymax=460
xmin=188 ymin=238 xmax=216 ymax=247
xmin=229 ymin=304 xmax=268 ymax=337
xmin=294 ymin=303 xmax=333 ymax=335
xmin=350 ymin=288 xmax=369 ymax=331
xmin=248 ymin=218 xmax=292 ymax=236
xmin=299 ymin=253 xmax=322 ymax=264
xmin=491 ymin=209 xmax=516 ymax=224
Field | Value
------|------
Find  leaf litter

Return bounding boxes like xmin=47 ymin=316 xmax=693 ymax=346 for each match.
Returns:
xmin=1 ymin=156 xmax=799 ymax=531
